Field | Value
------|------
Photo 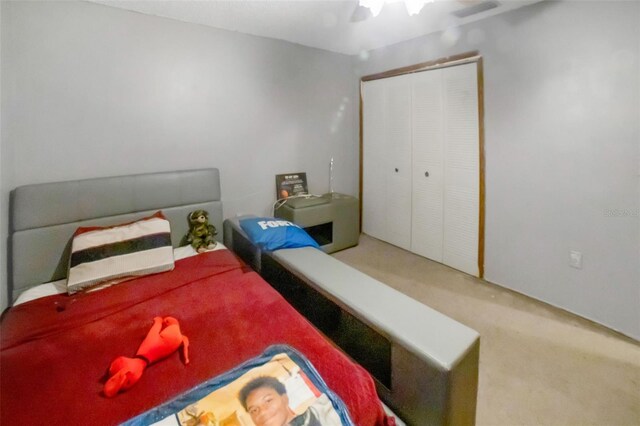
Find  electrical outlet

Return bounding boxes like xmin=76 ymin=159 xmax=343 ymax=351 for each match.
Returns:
xmin=569 ymin=250 xmax=583 ymax=269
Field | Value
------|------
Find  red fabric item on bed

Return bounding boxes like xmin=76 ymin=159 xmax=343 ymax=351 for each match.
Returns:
xmin=1 ymin=250 xmax=392 ymax=426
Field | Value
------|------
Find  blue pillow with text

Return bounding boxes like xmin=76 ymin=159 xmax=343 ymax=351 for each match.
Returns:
xmin=239 ymin=217 xmax=320 ymax=251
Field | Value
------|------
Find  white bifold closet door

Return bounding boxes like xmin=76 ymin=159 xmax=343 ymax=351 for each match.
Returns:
xmin=362 ymin=74 xmax=412 ymax=250
xmin=411 ymin=68 xmax=445 ymax=261
xmin=363 ymin=62 xmax=480 ymax=276
xmin=411 ymin=63 xmax=479 ymax=275
xmin=441 ymin=63 xmax=479 ymax=276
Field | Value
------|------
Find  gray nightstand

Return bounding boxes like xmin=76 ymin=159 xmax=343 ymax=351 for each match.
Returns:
xmin=274 ymin=193 xmax=359 ymax=253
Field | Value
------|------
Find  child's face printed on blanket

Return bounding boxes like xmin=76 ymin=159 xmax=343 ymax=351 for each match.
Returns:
xmin=246 ymin=386 xmax=292 ymax=426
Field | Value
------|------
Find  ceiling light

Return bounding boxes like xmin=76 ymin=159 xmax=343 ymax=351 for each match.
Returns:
xmin=404 ymin=0 xmax=431 ymax=16
xmin=359 ymin=0 xmax=384 ymax=17
xmin=359 ymin=0 xmax=432 ymax=18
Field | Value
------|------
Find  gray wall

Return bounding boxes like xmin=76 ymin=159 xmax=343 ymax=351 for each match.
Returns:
xmin=354 ymin=0 xmax=640 ymax=339
xmin=0 ymin=0 xmax=5 ymax=313
xmin=0 ymin=0 xmax=358 ymax=309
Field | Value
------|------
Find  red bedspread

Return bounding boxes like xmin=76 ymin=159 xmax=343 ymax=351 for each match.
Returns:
xmin=1 ymin=250 xmax=392 ymax=426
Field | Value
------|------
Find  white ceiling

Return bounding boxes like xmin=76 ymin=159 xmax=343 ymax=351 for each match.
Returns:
xmin=90 ymin=0 xmax=542 ymax=55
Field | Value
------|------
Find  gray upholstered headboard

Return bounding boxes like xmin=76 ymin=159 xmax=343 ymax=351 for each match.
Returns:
xmin=9 ymin=168 xmax=223 ymax=303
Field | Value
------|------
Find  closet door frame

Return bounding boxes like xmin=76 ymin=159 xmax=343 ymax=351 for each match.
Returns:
xmin=359 ymin=51 xmax=486 ymax=278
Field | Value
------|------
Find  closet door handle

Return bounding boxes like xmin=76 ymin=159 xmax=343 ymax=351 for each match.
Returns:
xmin=395 ymin=168 xmax=399 ymax=172
xmin=425 ymin=171 xmax=429 ymax=177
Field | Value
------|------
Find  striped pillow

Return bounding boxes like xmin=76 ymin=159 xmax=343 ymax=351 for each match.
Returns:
xmin=67 ymin=211 xmax=175 ymax=294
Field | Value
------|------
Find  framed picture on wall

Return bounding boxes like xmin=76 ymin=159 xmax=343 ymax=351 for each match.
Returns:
xmin=275 ymin=172 xmax=308 ymax=199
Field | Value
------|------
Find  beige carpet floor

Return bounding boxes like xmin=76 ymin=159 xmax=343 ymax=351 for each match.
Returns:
xmin=332 ymin=234 xmax=640 ymax=426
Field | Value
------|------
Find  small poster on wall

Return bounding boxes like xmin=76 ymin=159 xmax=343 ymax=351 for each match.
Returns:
xmin=275 ymin=172 xmax=308 ymax=199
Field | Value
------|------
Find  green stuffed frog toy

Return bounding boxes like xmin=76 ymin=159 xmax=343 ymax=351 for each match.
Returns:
xmin=187 ymin=209 xmax=217 ymax=253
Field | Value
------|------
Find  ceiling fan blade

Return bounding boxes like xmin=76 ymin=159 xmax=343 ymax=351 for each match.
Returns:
xmin=350 ymin=4 xmax=373 ymax=22
xmin=451 ymin=0 xmax=500 ymax=18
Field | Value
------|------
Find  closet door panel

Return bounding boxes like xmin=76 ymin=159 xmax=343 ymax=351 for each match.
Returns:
xmin=362 ymin=80 xmax=387 ymax=242
xmin=363 ymin=158 xmax=386 ymax=241
xmin=384 ymin=75 xmax=412 ymax=250
xmin=442 ymin=63 xmax=479 ymax=276
xmin=411 ymin=69 xmax=444 ymax=261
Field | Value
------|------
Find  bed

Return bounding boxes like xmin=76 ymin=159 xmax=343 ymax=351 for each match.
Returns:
xmin=224 ymin=218 xmax=480 ymax=426
xmin=1 ymin=169 xmax=394 ymax=426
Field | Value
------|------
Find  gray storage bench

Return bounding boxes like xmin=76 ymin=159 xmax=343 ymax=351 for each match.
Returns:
xmin=224 ymin=217 xmax=480 ymax=426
